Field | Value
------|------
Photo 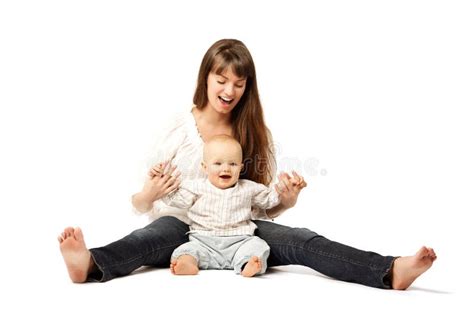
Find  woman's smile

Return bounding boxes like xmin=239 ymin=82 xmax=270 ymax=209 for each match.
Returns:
xmin=218 ymin=96 xmax=234 ymax=109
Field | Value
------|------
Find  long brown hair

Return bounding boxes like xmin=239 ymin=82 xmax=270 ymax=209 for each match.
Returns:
xmin=193 ymin=39 xmax=275 ymax=185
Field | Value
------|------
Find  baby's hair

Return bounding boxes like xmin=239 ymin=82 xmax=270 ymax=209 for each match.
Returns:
xmin=203 ymin=135 xmax=243 ymax=162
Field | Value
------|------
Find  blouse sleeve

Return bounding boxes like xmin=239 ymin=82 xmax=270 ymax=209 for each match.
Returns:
xmin=145 ymin=112 xmax=187 ymax=170
xmin=131 ymin=112 xmax=187 ymax=214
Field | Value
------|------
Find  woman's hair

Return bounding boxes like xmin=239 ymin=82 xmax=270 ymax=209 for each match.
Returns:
xmin=193 ymin=39 xmax=275 ymax=185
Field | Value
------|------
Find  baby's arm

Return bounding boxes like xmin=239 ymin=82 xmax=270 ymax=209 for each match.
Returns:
xmin=161 ymin=180 xmax=198 ymax=209
xmin=251 ymin=183 xmax=281 ymax=210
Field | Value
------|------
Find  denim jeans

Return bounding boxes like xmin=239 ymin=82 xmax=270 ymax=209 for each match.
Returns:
xmin=89 ymin=216 xmax=395 ymax=288
xmin=253 ymin=220 xmax=395 ymax=289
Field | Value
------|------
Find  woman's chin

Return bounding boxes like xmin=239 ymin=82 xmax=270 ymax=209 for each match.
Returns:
xmin=217 ymin=106 xmax=232 ymax=114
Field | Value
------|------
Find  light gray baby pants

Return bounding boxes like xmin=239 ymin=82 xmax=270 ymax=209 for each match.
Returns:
xmin=171 ymin=234 xmax=270 ymax=275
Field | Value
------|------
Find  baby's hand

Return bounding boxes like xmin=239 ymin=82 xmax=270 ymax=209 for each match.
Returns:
xmin=148 ymin=161 xmax=171 ymax=178
xmin=274 ymin=171 xmax=306 ymax=209
xmin=288 ymin=171 xmax=307 ymax=189
xmin=275 ymin=171 xmax=306 ymax=193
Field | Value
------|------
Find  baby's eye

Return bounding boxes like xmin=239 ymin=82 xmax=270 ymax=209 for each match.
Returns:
xmin=214 ymin=162 xmax=222 ymax=166
xmin=230 ymin=162 xmax=238 ymax=166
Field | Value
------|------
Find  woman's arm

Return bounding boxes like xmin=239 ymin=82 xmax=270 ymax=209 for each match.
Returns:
xmin=131 ymin=190 xmax=157 ymax=213
xmin=265 ymin=203 xmax=289 ymax=219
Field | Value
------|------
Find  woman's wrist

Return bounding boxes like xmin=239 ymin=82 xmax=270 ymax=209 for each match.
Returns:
xmin=266 ymin=203 xmax=289 ymax=219
xmin=132 ymin=191 xmax=155 ymax=213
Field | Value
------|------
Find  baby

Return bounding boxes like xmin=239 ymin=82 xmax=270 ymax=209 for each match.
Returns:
xmin=155 ymin=134 xmax=303 ymax=277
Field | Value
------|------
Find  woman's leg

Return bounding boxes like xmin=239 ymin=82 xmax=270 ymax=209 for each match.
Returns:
xmin=254 ymin=220 xmax=436 ymax=289
xmin=59 ymin=216 xmax=189 ymax=282
xmin=254 ymin=220 xmax=396 ymax=289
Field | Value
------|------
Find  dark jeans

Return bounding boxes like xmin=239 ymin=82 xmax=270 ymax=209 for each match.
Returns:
xmin=89 ymin=216 xmax=395 ymax=288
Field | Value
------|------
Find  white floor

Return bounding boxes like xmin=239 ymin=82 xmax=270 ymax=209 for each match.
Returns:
xmin=3 ymin=211 xmax=467 ymax=316
xmin=8 ymin=257 xmax=463 ymax=316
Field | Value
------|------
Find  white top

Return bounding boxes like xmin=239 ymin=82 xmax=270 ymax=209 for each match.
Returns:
xmin=137 ymin=107 xmax=273 ymax=224
xmin=163 ymin=178 xmax=280 ymax=236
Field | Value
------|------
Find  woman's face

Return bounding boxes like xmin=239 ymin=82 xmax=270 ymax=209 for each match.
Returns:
xmin=206 ymin=67 xmax=247 ymax=115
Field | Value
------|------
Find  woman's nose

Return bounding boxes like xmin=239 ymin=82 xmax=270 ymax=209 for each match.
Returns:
xmin=224 ymin=84 xmax=234 ymax=96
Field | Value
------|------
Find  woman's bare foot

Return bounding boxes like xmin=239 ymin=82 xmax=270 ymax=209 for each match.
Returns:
xmin=58 ymin=227 xmax=94 ymax=283
xmin=241 ymin=256 xmax=262 ymax=277
xmin=170 ymin=255 xmax=199 ymax=275
xmin=391 ymin=246 xmax=437 ymax=290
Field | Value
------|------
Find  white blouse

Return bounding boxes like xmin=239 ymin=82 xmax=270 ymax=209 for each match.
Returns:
xmin=138 ymin=107 xmax=272 ymax=224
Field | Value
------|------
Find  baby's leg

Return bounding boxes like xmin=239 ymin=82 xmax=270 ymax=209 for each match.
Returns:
xmin=170 ymin=237 xmax=212 ymax=275
xmin=241 ymin=256 xmax=263 ymax=277
xmin=170 ymin=254 xmax=199 ymax=275
xmin=233 ymin=236 xmax=270 ymax=277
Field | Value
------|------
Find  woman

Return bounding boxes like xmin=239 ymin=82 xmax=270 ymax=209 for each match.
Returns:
xmin=58 ymin=39 xmax=436 ymax=289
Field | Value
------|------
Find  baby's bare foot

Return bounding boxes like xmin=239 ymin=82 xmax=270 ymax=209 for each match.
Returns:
xmin=241 ymin=256 xmax=262 ymax=277
xmin=170 ymin=255 xmax=199 ymax=275
xmin=58 ymin=227 xmax=94 ymax=283
xmin=391 ymin=246 xmax=437 ymax=290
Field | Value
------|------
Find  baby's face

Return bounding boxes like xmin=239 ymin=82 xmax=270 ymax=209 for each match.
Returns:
xmin=202 ymin=141 xmax=243 ymax=189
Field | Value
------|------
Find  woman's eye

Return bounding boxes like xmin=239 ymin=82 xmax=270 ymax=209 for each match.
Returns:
xmin=235 ymin=85 xmax=244 ymax=88
xmin=217 ymin=81 xmax=225 ymax=84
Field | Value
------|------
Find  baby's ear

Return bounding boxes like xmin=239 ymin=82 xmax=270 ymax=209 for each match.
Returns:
xmin=201 ymin=161 xmax=207 ymax=172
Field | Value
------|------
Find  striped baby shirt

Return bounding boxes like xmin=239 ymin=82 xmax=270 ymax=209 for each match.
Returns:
xmin=162 ymin=178 xmax=280 ymax=236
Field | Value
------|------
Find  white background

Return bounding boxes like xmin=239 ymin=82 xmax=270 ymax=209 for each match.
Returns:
xmin=1 ymin=0 xmax=472 ymax=315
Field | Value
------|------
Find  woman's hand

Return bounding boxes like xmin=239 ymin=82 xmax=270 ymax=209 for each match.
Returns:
xmin=132 ymin=161 xmax=181 ymax=212
xmin=144 ymin=165 xmax=181 ymax=199
xmin=275 ymin=171 xmax=307 ymax=209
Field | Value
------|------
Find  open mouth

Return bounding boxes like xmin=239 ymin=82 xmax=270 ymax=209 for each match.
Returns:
xmin=219 ymin=175 xmax=232 ymax=180
xmin=218 ymin=96 xmax=233 ymax=105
